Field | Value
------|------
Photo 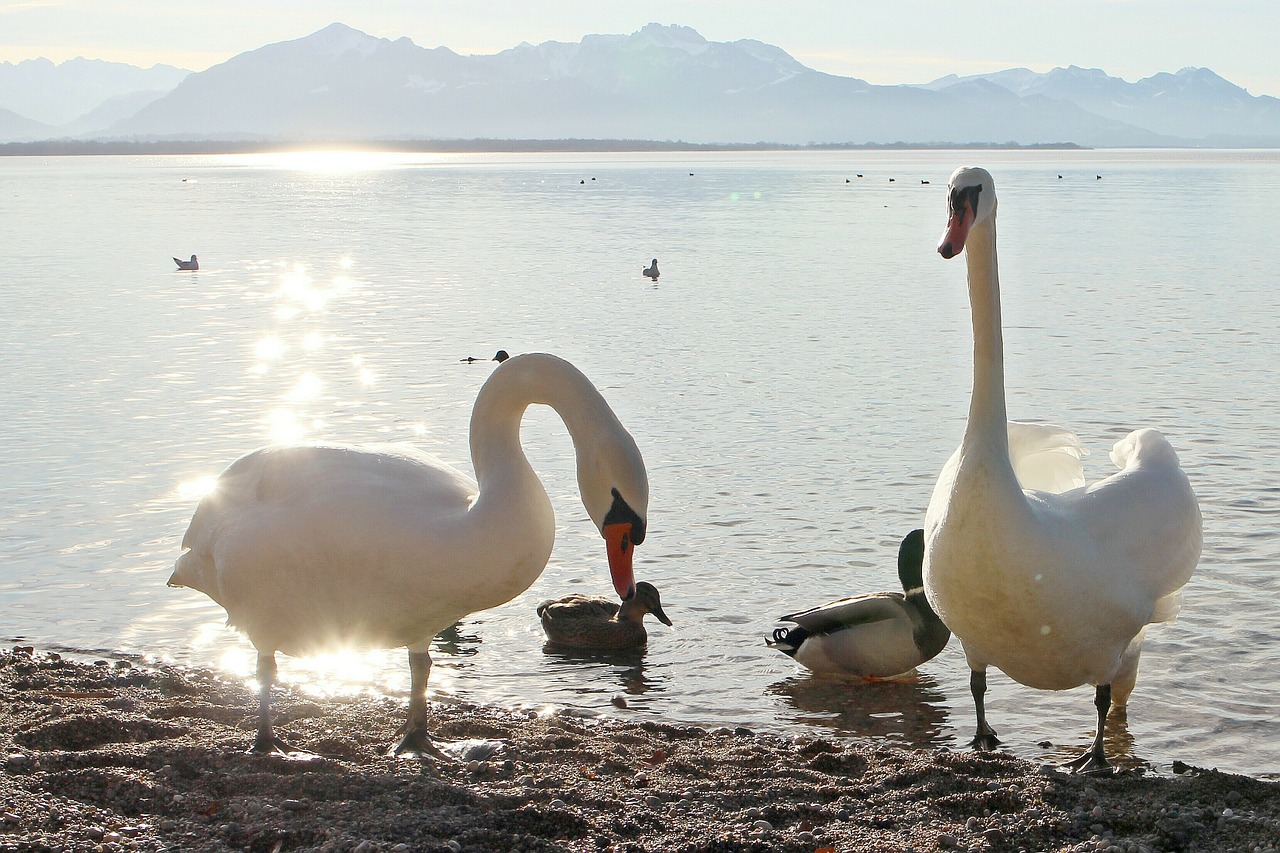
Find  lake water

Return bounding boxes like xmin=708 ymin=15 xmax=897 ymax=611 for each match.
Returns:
xmin=2 ymin=149 xmax=1277 ymax=779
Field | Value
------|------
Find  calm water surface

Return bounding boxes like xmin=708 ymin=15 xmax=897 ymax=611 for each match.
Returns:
xmin=2 ymin=149 xmax=1277 ymax=778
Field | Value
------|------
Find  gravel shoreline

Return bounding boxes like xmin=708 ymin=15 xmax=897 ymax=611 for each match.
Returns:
xmin=1 ymin=646 xmax=1277 ymax=852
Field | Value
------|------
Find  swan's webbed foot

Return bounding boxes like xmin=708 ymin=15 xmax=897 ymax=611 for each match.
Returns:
xmin=1059 ymin=745 xmax=1114 ymax=775
xmin=1058 ymin=684 xmax=1116 ymax=774
xmin=250 ymin=731 xmax=315 ymax=759
xmin=389 ymin=720 xmax=447 ymax=759
xmin=969 ymin=723 xmax=1001 ymax=751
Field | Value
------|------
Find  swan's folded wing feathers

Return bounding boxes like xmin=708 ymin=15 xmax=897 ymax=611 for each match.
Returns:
xmin=1007 ymin=421 xmax=1088 ymax=493
xmin=781 ymin=593 xmax=905 ymax=634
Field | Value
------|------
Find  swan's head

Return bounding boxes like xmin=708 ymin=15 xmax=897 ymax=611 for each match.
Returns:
xmin=596 ymin=461 xmax=648 ymax=601
xmin=937 ymin=166 xmax=996 ymax=259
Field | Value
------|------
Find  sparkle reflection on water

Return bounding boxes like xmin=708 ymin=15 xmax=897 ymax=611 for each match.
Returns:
xmin=1 ymin=150 xmax=1277 ymax=778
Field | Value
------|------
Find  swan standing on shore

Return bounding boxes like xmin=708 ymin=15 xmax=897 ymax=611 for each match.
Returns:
xmin=171 ymin=353 xmax=650 ymax=756
xmin=925 ymin=166 xmax=1202 ymax=773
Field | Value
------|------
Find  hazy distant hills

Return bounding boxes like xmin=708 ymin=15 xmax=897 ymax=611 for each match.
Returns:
xmin=3 ymin=22 xmax=1279 ymax=147
xmin=0 ymin=57 xmax=188 ymax=132
xmin=925 ymin=65 xmax=1280 ymax=146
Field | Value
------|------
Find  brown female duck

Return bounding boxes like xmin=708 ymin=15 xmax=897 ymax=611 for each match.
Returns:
xmin=537 ymin=581 xmax=671 ymax=649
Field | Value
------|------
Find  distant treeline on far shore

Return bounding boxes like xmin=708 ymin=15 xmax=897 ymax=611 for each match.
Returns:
xmin=0 ymin=138 xmax=1087 ymax=156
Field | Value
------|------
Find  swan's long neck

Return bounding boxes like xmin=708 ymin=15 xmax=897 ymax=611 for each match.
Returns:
xmin=467 ymin=354 xmax=632 ymax=517
xmin=963 ymin=214 xmax=1010 ymax=456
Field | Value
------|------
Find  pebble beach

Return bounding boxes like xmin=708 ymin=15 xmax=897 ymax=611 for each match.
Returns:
xmin=1 ymin=647 xmax=1277 ymax=852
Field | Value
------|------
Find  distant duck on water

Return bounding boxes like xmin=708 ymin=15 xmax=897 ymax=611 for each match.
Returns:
xmin=538 ymin=581 xmax=671 ymax=650
xmin=643 ymin=259 xmax=660 ymax=280
xmin=461 ymin=350 xmax=510 ymax=364
xmin=174 ymin=254 xmax=198 ymax=270
xmin=767 ymin=529 xmax=949 ymax=679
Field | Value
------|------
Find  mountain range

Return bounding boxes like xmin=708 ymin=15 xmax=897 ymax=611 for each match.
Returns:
xmin=2 ymin=22 xmax=1278 ymax=147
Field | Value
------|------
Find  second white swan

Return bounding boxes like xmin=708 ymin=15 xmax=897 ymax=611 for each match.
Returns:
xmin=924 ymin=166 xmax=1202 ymax=773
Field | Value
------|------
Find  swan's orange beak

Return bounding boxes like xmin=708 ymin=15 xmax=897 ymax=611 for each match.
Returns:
xmin=604 ymin=522 xmax=637 ymax=600
xmin=938 ymin=199 xmax=975 ymax=259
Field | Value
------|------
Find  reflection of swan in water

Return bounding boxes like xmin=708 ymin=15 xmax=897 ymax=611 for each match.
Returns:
xmin=432 ymin=621 xmax=481 ymax=658
xmin=768 ymin=672 xmax=950 ymax=749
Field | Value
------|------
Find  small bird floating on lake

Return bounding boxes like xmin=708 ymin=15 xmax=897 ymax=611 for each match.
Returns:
xmin=174 ymin=254 xmax=198 ymax=270
xmin=461 ymin=350 xmax=510 ymax=364
xmin=538 ymin=581 xmax=671 ymax=650
xmin=767 ymin=529 xmax=949 ymax=679
xmin=643 ymin=259 xmax=660 ymax=280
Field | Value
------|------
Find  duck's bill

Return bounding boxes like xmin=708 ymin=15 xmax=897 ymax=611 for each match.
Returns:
xmin=604 ymin=522 xmax=637 ymax=600
xmin=652 ymin=603 xmax=673 ymax=626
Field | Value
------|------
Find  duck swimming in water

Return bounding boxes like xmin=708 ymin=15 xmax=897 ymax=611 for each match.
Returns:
xmin=643 ymin=259 xmax=660 ymax=280
xmin=174 ymin=254 xmax=199 ymax=270
xmin=768 ymin=530 xmax=949 ymax=679
xmin=538 ymin=581 xmax=671 ymax=650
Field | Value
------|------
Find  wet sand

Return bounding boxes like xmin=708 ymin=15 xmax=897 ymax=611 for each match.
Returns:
xmin=1 ymin=647 xmax=1276 ymax=852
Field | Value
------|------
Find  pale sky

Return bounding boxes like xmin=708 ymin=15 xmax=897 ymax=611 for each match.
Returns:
xmin=3 ymin=0 xmax=1278 ymax=97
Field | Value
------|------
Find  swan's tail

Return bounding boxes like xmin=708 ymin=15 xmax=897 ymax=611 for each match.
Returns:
xmin=1007 ymin=421 xmax=1088 ymax=493
xmin=169 ymin=547 xmax=214 ymax=594
xmin=1109 ymin=428 xmax=1181 ymax=470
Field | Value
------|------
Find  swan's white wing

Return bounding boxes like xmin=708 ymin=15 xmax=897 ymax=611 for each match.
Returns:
xmin=1036 ymin=429 xmax=1202 ymax=609
xmin=1007 ymin=420 xmax=1087 ymax=494
xmin=172 ymin=443 xmax=479 ymax=651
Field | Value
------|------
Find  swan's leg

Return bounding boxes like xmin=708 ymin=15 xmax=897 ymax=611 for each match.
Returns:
xmin=969 ymin=669 xmax=1001 ymax=750
xmin=390 ymin=646 xmax=445 ymax=758
xmin=251 ymin=651 xmax=303 ymax=755
xmin=1061 ymin=684 xmax=1114 ymax=774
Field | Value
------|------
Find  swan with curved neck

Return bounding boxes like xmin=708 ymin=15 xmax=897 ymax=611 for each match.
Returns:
xmin=925 ymin=167 xmax=1202 ymax=773
xmin=170 ymin=352 xmax=649 ymax=756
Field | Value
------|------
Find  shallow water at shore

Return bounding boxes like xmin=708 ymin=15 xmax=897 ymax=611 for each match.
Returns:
xmin=2 ymin=149 xmax=1278 ymax=778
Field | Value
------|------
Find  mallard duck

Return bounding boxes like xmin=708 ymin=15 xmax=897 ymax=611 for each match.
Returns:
xmin=171 ymin=353 xmax=650 ymax=756
xmin=537 ymin=581 xmax=671 ymax=649
xmin=925 ymin=166 xmax=1201 ymax=772
xmin=767 ymin=529 xmax=948 ymax=679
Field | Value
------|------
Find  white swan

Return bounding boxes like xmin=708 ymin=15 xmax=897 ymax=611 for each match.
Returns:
xmin=170 ymin=352 xmax=649 ymax=756
xmin=924 ymin=166 xmax=1202 ymax=773
xmin=767 ymin=529 xmax=950 ymax=679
